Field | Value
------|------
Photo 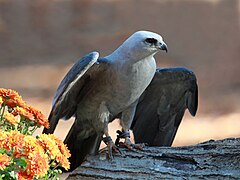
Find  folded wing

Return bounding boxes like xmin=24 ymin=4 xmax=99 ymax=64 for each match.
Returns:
xmin=43 ymin=52 xmax=100 ymax=134
xmin=131 ymin=67 xmax=198 ymax=146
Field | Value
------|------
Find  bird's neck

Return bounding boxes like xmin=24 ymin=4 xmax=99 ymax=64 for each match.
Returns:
xmin=105 ymin=47 xmax=156 ymax=66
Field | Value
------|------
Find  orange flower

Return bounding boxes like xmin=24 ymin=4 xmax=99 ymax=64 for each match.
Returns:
xmin=1 ymin=130 xmax=25 ymax=152
xmin=27 ymin=106 xmax=49 ymax=128
xmin=0 ymin=88 xmax=20 ymax=99
xmin=18 ymin=169 xmax=34 ymax=180
xmin=0 ymin=88 xmax=49 ymax=128
xmin=49 ymin=134 xmax=71 ymax=158
xmin=4 ymin=111 xmax=20 ymax=125
xmin=0 ymin=130 xmax=7 ymax=149
xmin=0 ymin=89 xmax=68 ymax=177
xmin=39 ymin=134 xmax=70 ymax=170
xmin=0 ymin=153 xmax=11 ymax=170
xmin=56 ymin=154 xmax=70 ymax=170
xmin=26 ymin=152 xmax=49 ymax=178
xmin=15 ymin=98 xmax=27 ymax=109
xmin=0 ymin=88 xmax=27 ymax=108
xmin=14 ymin=107 xmax=34 ymax=120
xmin=24 ymin=136 xmax=45 ymax=156
xmin=0 ymin=130 xmax=26 ymax=158
xmin=38 ymin=134 xmax=61 ymax=159
xmin=5 ymin=99 xmax=17 ymax=108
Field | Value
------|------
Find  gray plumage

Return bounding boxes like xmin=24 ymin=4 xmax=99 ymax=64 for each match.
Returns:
xmin=131 ymin=67 xmax=198 ymax=146
xmin=43 ymin=31 xmax=168 ymax=171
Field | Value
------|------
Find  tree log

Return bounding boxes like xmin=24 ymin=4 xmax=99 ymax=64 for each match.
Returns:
xmin=67 ymin=138 xmax=240 ymax=179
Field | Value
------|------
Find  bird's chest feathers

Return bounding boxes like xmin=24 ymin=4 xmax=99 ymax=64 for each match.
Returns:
xmin=129 ymin=58 xmax=156 ymax=87
xmin=115 ymin=57 xmax=156 ymax=103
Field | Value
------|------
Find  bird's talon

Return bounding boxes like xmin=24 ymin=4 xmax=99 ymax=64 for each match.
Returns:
xmin=119 ymin=141 xmax=144 ymax=151
xmin=101 ymin=136 xmax=120 ymax=160
xmin=98 ymin=147 xmax=108 ymax=154
xmin=119 ymin=142 xmax=132 ymax=149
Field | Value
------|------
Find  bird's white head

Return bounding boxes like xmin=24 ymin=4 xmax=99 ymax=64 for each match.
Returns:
xmin=127 ymin=31 xmax=167 ymax=53
xmin=107 ymin=30 xmax=168 ymax=61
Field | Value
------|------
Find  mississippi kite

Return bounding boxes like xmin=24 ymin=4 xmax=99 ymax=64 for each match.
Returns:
xmin=43 ymin=31 xmax=168 ymax=171
xmin=131 ymin=67 xmax=198 ymax=146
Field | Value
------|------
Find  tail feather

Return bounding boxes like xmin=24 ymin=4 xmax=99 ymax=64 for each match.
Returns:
xmin=43 ymin=109 xmax=102 ymax=171
xmin=64 ymin=123 xmax=101 ymax=171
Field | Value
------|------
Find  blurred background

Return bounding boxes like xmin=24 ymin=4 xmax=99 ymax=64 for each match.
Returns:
xmin=0 ymin=0 xmax=239 ymax=146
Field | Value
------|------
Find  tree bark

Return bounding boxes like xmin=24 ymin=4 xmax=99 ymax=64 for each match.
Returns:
xmin=67 ymin=138 xmax=240 ymax=179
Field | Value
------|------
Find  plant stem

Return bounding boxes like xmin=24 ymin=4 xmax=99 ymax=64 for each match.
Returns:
xmin=0 ymin=101 xmax=6 ymax=122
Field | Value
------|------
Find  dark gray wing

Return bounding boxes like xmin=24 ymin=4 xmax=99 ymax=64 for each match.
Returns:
xmin=43 ymin=52 xmax=100 ymax=134
xmin=131 ymin=67 xmax=198 ymax=146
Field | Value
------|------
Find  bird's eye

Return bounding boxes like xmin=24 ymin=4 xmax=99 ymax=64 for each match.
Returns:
xmin=145 ymin=38 xmax=158 ymax=44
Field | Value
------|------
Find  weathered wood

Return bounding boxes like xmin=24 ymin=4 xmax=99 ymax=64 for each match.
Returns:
xmin=67 ymin=138 xmax=240 ymax=180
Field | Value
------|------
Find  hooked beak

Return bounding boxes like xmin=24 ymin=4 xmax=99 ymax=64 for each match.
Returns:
xmin=158 ymin=42 xmax=168 ymax=53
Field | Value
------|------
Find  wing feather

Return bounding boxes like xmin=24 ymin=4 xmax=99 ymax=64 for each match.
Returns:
xmin=43 ymin=52 xmax=99 ymax=134
xmin=131 ymin=67 xmax=198 ymax=146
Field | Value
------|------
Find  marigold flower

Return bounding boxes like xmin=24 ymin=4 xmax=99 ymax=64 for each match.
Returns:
xmin=0 ymin=153 xmax=11 ymax=170
xmin=0 ymin=88 xmax=20 ymax=99
xmin=4 ymin=111 xmax=20 ymax=125
xmin=27 ymin=106 xmax=49 ymax=128
xmin=0 ymin=130 xmax=7 ymax=149
xmin=0 ymin=88 xmax=27 ymax=108
xmin=24 ymin=136 xmax=45 ymax=156
xmin=0 ymin=89 xmax=67 ymax=178
xmin=0 ymin=130 xmax=26 ymax=158
xmin=1 ymin=130 xmax=25 ymax=152
xmin=5 ymin=99 xmax=16 ymax=108
xmin=14 ymin=106 xmax=34 ymax=120
xmin=0 ymin=88 xmax=49 ymax=129
xmin=39 ymin=134 xmax=70 ymax=170
xmin=56 ymin=154 xmax=70 ymax=170
xmin=18 ymin=169 xmax=34 ymax=180
xmin=38 ymin=134 xmax=61 ymax=159
xmin=26 ymin=152 xmax=49 ymax=178
xmin=49 ymin=134 xmax=71 ymax=158
xmin=15 ymin=98 xmax=27 ymax=109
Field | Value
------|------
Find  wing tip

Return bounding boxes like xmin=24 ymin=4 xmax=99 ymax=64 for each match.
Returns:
xmin=90 ymin=51 xmax=100 ymax=60
xmin=188 ymin=83 xmax=198 ymax=117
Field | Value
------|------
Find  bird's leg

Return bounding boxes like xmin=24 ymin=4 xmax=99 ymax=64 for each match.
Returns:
xmin=97 ymin=102 xmax=120 ymax=159
xmin=117 ymin=102 xmax=144 ymax=150
xmin=115 ymin=129 xmax=144 ymax=150
xmin=99 ymin=132 xmax=120 ymax=160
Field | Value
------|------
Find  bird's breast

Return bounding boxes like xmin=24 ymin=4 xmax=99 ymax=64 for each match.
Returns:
xmin=108 ymin=57 xmax=156 ymax=113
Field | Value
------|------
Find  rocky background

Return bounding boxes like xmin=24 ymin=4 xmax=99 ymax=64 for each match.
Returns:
xmin=0 ymin=0 xmax=239 ymax=146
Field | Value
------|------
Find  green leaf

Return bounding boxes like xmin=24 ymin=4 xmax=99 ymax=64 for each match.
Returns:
xmin=0 ymin=148 xmax=6 ymax=154
xmin=14 ymin=157 xmax=27 ymax=169
xmin=0 ymin=170 xmax=17 ymax=180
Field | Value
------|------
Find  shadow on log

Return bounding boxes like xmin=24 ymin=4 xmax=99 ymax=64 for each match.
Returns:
xmin=67 ymin=138 xmax=240 ymax=179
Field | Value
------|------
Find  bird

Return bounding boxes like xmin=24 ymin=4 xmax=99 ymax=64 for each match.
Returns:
xmin=43 ymin=31 xmax=168 ymax=171
xmin=131 ymin=67 xmax=198 ymax=146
